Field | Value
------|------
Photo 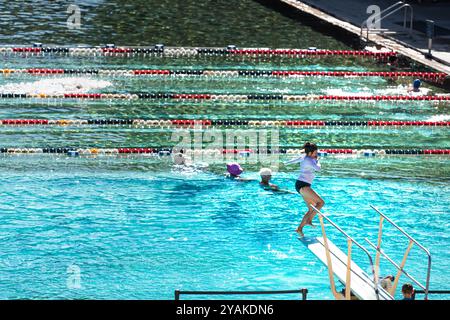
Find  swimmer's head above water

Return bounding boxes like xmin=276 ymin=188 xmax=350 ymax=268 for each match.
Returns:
xmin=226 ymin=162 xmax=243 ymax=177
xmin=259 ymin=167 xmax=272 ymax=184
xmin=413 ymin=79 xmax=421 ymax=92
xmin=173 ymin=152 xmax=186 ymax=165
xmin=259 ymin=167 xmax=280 ymax=191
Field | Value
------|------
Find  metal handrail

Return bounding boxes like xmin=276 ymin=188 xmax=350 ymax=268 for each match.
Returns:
xmin=370 ymin=205 xmax=432 ymax=300
xmin=360 ymin=1 xmax=413 ymax=41
xmin=174 ymin=289 xmax=308 ymax=300
xmin=361 ymin=1 xmax=404 ymax=38
xmin=361 ymin=1 xmax=401 ymax=38
xmin=415 ymin=290 xmax=450 ymax=295
xmin=310 ymin=205 xmax=380 ymax=300
xmin=365 ymin=238 xmax=425 ymax=290
xmin=376 ymin=1 xmax=405 ymax=23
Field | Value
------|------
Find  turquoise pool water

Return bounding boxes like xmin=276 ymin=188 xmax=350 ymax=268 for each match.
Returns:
xmin=1 ymin=0 xmax=449 ymax=300
xmin=0 ymin=156 xmax=448 ymax=300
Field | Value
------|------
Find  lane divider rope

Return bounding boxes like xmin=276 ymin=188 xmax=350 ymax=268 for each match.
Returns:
xmin=1 ymin=68 xmax=445 ymax=82
xmin=0 ymin=147 xmax=449 ymax=156
xmin=1 ymin=119 xmax=449 ymax=127
xmin=0 ymin=46 xmax=397 ymax=60
xmin=1 ymin=93 xmax=449 ymax=102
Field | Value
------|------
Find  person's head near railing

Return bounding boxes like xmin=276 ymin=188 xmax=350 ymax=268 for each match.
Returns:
xmin=381 ymin=275 xmax=394 ymax=291
xmin=401 ymin=283 xmax=415 ymax=300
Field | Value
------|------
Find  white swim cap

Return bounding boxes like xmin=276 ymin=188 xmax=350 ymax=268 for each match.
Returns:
xmin=259 ymin=168 xmax=272 ymax=176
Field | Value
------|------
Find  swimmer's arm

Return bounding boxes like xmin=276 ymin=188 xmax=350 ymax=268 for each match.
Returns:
xmin=284 ymin=154 xmax=304 ymax=165
xmin=237 ymin=177 xmax=258 ymax=182
xmin=271 ymin=187 xmax=297 ymax=194
xmin=226 ymin=174 xmax=257 ymax=182
xmin=267 ymin=184 xmax=296 ymax=194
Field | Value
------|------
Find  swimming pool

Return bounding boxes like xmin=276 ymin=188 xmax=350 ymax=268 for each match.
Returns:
xmin=0 ymin=156 xmax=448 ymax=299
xmin=0 ymin=0 xmax=449 ymax=300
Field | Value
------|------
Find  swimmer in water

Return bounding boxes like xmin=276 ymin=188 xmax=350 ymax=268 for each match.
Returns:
xmin=259 ymin=168 xmax=279 ymax=191
xmin=408 ymin=79 xmax=421 ymax=93
xmin=173 ymin=152 xmax=188 ymax=165
xmin=284 ymin=142 xmax=324 ymax=237
xmin=226 ymin=163 xmax=255 ymax=181
xmin=173 ymin=152 xmax=209 ymax=172
xmin=259 ymin=168 xmax=296 ymax=194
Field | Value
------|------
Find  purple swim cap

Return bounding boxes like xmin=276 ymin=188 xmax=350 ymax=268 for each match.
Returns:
xmin=227 ymin=163 xmax=243 ymax=176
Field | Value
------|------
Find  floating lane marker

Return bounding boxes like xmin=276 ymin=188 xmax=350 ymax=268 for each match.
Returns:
xmin=0 ymin=46 xmax=397 ymax=60
xmin=0 ymin=68 xmax=445 ymax=82
xmin=0 ymin=119 xmax=449 ymax=128
xmin=0 ymin=93 xmax=449 ymax=102
xmin=0 ymin=147 xmax=448 ymax=156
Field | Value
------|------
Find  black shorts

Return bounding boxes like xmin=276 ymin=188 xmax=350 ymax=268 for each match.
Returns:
xmin=295 ymin=180 xmax=311 ymax=193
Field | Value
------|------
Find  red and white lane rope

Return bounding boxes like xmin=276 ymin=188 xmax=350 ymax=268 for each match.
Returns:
xmin=1 ymin=119 xmax=449 ymax=128
xmin=1 ymin=68 xmax=446 ymax=83
xmin=0 ymin=46 xmax=397 ymax=60
xmin=1 ymin=92 xmax=449 ymax=102
xmin=0 ymin=147 xmax=448 ymax=156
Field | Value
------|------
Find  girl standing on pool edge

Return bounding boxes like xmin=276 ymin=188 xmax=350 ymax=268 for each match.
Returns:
xmin=284 ymin=142 xmax=324 ymax=237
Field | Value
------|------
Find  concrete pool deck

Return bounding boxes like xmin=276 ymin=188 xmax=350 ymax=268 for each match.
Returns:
xmin=277 ymin=0 xmax=450 ymax=75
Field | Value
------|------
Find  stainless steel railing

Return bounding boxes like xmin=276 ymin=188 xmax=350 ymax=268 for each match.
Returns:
xmin=174 ymin=288 xmax=308 ymax=300
xmin=367 ymin=205 xmax=432 ymax=300
xmin=361 ymin=1 xmax=413 ymax=42
xmin=310 ymin=205 xmax=380 ymax=300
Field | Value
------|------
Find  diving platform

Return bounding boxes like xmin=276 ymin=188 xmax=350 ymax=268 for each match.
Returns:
xmin=300 ymin=237 xmax=393 ymax=300
xmin=301 ymin=205 xmax=432 ymax=300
